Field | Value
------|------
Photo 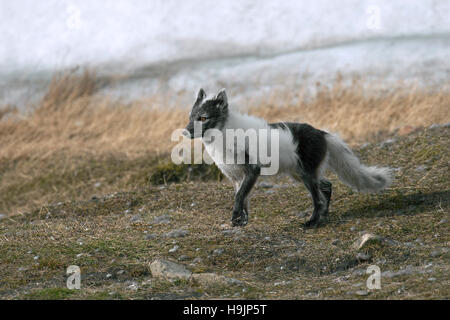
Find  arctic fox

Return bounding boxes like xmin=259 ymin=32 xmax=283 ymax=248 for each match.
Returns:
xmin=183 ymin=88 xmax=393 ymax=227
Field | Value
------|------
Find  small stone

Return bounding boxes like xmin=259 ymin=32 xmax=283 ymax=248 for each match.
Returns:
xmin=360 ymin=143 xmax=369 ymax=149
xmin=258 ymin=182 xmax=273 ymax=189
xmin=152 ymin=214 xmax=171 ymax=225
xmin=430 ymin=250 xmax=441 ymax=258
xmin=33 ymin=255 xmax=39 ymax=261
xmin=150 ymin=259 xmax=192 ymax=280
xmin=130 ymin=214 xmax=141 ymax=223
xmin=438 ymin=218 xmax=447 ymax=225
xmin=0 ymin=214 xmax=5 ymax=220
xmin=178 ymin=255 xmax=189 ymax=261
xmin=213 ymin=248 xmax=224 ymax=255
xmin=127 ymin=281 xmax=139 ymax=291
xmin=429 ymin=123 xmax=441 ymax=129
xmin=106 ymin=273 xmax=112 ymax=279
xmin=415 ymin=165 xmax=427 ymax=172
xmin=428 ymin=277 xmax=436 ymax=282
xmin=297 ymin=210 xmax=309 ymax=218
xmin=332 ymin=239 xmax=340 ymax=245
xmin=380 ymin=138 xmax=397 ymax=148
xmin=352 ymin=269 xmax=366 ymax=276
xmin=355 ymin=290 xmax=369 ymax=296
xmin=116 ymin=269 xmax=126 ymax=275
xmin=356 ymin=252 xmax=372 ymax=261
xmin=350 ymin=226 xmax=357 ymax=232
xmin=164 ymin=229 xmax=188 ymax=238
xmin=94 ymin=182 xmax=102 ymax=188
xmin=352 ymin=233 xmax=383 ymax=250
xmin=145 ymin=233 xmax=157 ymax=240
xmin=169 ymin=245 xmax=179 ymax=253
xmin=192 ymin=257 xmax=202 ymax=264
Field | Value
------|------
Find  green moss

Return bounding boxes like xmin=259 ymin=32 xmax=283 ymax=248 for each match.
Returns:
xmin=23 ymin=288 xmax=76 ymax=300
xmin=149 ymin=162 xmax=223 ymax=185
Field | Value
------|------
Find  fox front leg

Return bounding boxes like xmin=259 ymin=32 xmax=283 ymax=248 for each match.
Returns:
xmin=232 ymin=165 xmax=260 ymax=227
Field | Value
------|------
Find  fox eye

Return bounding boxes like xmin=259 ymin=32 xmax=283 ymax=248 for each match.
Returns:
xmin=199 ymin=117 xmax=207 ymax=122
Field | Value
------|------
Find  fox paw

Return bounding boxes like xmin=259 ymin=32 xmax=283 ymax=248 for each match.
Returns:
xmin=232 ymin=209 xmax=248 ymax=227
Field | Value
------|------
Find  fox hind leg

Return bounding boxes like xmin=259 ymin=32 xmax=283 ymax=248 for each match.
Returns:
xmin=319 ymin=179 xmax=332 ymax=218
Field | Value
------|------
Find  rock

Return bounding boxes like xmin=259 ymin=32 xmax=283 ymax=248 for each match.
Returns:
xmin=356 ymin=252 xmax=372 ymax=261
xmin=178 ymin=255 xmax=189 ymax=261
xmin=415 ymin=165 xmax=427 ymax=172
xmin=380 ymin=138 xmax=397 ymax=148
xmin=359 ymin=143 xmax=370 ymax=149
xmin=430 ymin=250 xmax=441 ymax=258
xmin=127 ymin=281 xmax=139 ymax=291
xmin=428 ymin=277 xmax=437 ymax=282
xmin=116 ymin=269 xmax=126 ymax=275
xmin=438 ymin=218 xmax=447 ymax=225
xmin=258 ymin=182 xmax=273 ymax=189
xmin=169 ymin=245 xmax=179 ymax=253
xmin=164 ymin=229 xmax=188 ymax=238
xmin=152 ymin=214 xmax=171 ymax=225
xmin=297 ymin=210 xmax=309 ymax=218
xmin=192 ymin=257 xmax=202 ymax=264
xmin=381 ymin=265 xmax=416 ymax=278
xmin=94 ymin=182 xmax=102 ymax=188
xmin=352 ymin=233 xmax=382 ymax=250
xmin=130 ymin=214 xmax=142 ymax=223
xmin=429 ymin=123 xmax=441 ymax=129
xmin=145 ymin=233 xmax=157 ymax=240
xmin=0 ymin=214 xmax=5 ymax=220
xmin=150 ymin=259 xmax=192 ymax=280
xmin=332 ymin=239 xmax=340 ymax=245
xmin=191 ymin=273 xmax=243 ymax=286
xmin=213 ymin=248 xmax=224 ymax=255
xmin=355 ymin=290 xmax=369 ymax=296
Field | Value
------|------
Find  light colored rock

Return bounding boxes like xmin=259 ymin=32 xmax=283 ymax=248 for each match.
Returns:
xmin=355 ymin=290 xmax=369 ymax=296
xmin=258 ymin=182 xmax=273 ymax=189
xmin=152 ymin=214 xmax=171 ymax=225
xmin=353 ymin=233 xmax=383 ymax=250
xmin=130 ymin=214 xmax=141 ymax=222
xmin=150 ymin=259 xmax=192 ymax=280
xmin=356 ymin=252 xmax=372 ymax=261
xmin=164 ymin=229 xmax=189 ymax=238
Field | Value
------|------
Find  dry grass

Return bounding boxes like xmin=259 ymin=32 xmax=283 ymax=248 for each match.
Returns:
xmin=1 ymin=71 xmax=449 ymax=162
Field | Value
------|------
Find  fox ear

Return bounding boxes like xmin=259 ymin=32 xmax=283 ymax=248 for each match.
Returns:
xmin=215 ymin=88 xmax=228 ymax=108
xmin=197 ymin=88 xmax=206 ymax=101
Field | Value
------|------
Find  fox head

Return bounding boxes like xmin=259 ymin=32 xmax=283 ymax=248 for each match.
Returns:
xmin=183 ymin=88 xmax=229 ymax=139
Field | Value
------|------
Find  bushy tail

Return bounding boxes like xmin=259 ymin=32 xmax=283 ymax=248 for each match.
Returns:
xmin=325 ymin=133 xmax=393 ymax=193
